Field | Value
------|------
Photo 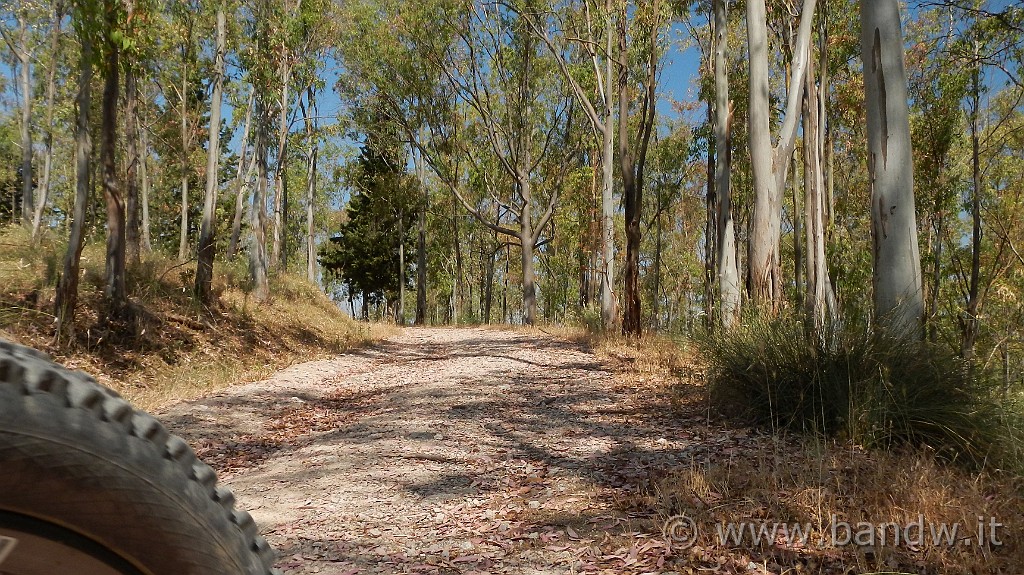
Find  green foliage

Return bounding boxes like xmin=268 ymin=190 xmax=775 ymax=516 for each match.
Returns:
xmin=700 ymin=313 xmax=1020 ymax=469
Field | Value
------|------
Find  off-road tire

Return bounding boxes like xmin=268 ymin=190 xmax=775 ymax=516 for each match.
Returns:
xmin=0 ymin=340 xmax=280 ymax=575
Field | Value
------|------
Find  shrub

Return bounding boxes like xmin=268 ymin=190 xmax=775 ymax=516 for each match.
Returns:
xmin=699 ymin=312 xmax=1020 ymax=469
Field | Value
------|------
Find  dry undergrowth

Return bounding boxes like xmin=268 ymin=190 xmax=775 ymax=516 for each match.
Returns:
xmin=577 ymin=330 xmax=1024 ymax=573
xmin=0 ymin=225 xmax=393 ymax=410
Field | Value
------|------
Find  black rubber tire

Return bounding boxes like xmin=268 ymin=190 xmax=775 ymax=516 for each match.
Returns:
xmin=0 ymin=340 xmax=280 ymax=575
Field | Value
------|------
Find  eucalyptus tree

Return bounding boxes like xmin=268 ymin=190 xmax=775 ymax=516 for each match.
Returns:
xmin=166 ymin=0 xmax=202 ymax=262
xmin=341 ymin=0 xmax=581 ymax=325
xmin=100 ymin=0 xmax=128 ymax=317
xmin=244 ymin=0 xmax=275 ymax=301
xmin=861 ymin=0 xmax=924 ymax=335
xmin=121 ymin=0 xmax=159 ymax=263
xmin=0 ymin=1 xmax=37 ymax=225
xmin=519 ymin=0 xmax=618 ymax=331
xmin=55 ymin=0 xmax=100 ymax=337
xmin=31 ymin=0 xmax=66 ymax=241
xmin=617 ymin=0 xmax=666 ymax=336
xmin=745 ymin=0 xmax=816 ymax=311
xmin=801 ymin=47 xmax=837 ymax=332
xmin=290 ymin=0 xmax=334 ymax=279
xmin=712 ymin=0 xmax=739 ymax=328
xmin=194 ymin=0 xmax=226 ymax=304
xmin=441 ymin=1 xmax=580 ymax=325
xmin=226 ymin=88 xmax=255 ymax=258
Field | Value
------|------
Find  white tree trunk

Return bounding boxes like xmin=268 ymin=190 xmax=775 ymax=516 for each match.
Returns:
xmin=228 ymin=91 xmax=255 ymax=258
xmin=178 ymin=62 xmax=190 ymax=262
xmin=714 ymin=0 xmax=740 ymax=329
xmin=54 ymin=28 xmax=93 ymax=337
xmin=15 ymin=13 xmax=33 ymax=225
xmin=32 ymin=3 xmax=64 ymax=241
xmin=861 ymin=0 xmax=923 ymax=334
xmin=746 ymin=0 xmax=816 ymax=310
xmin=599 ymin=0 xmax=616 ymax=331
xmin=249 ymin=106 xmax=271 ymax=302
xmin=195 ymin=4 xmax=226 ymax=302
xmin=271 ymin=61 xmax=291 ymax=269
xmin=139 ymin=109 xmax=153 ymax=253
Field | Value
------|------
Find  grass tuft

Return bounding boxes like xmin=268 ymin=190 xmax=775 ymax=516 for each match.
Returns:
xmin=698 ymin=312 xmax=1021 ymax=469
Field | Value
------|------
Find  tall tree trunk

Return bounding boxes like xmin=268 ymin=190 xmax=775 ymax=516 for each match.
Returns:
xmin=861 ymin=0 xmax=923 ymax=335
xmin=792 ymin=152 xmax=803 ymax=309
xmin=415 ymin=141 xmax=428 ymax=325
xmin=178 ymin=51 xmax=190 ymax=262
xmin=618 ymin=0 xmax=659 ymax=336
xmin=101 ymin=2 xmax=127 ymax=317
xmin=398 ymin=206 xmax=405 ymax=325
xmin=962 ymin=48 xmax=982 ymax=360
xmin=139 ymin=105 xmax=153 ymax=253
xmin=714 ymin=0 xmax=740 ymax=329
xmin=802 ymin=54 xmax=835 ymax=331
xmin=599 ymin=0 xmax=616 ymax=331
xmin=520 ymin=184 xmax=537 ymax=326
xmin=195 ymin=4 xmax=226 ymax=304
xmin=249 ymin=103 xmax=271 ymax=302
xmin=125 ymin=60 xmax=141 ymax=265
xmin=304 ymin=87 xmax=319 ymax=283
xmin=32 ymin=1 xmax=65 ymax=241
xmin=271 ymin=61 xmax=291 ymax=269
xmin=703 ymin=103 xmax=716 ymax=329
xmin=654 ymin=200 xmax=663 ymax=330
xmin=228 ymin=91 xmax=255 ymax=258
xmin=746 ymin=0 xmax=816 ymax=312
xmin=54 ymin=26 xmax=93 ymax=340
xmin=452 ymin=191 xmax=463 ymax=324
xmin=14 ymin=12 xmax=33 ymax=225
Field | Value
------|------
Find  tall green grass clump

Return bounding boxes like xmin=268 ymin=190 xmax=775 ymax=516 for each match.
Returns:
xmin=699 ymin=313 xmax=1020 ymax=469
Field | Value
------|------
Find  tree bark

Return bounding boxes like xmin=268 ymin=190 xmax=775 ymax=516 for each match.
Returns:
xmin=195 ymin=4 xmax=226 ymax=304
xmin=962 ymin=47 xmax=982 ymax=360
xmin=520 ymin=185 xmax=537 ymax=326
xmin=228 ymin=91 xmax=255 ymax=258
xmin=32 ymin=2 xmax=65 ymax=241
xmin=101 ymin=1 xmax=127 ymax=317
xmin=55 ymin=25 xmax=93 ymax=340
xmin=249 ymin=102 xmax=271 ymax=302
xmin=746 ymin=0 xmax=816 ymax=312
xmin=304 ymin=87 xmax=319 ymax=283
xmin=415 ymin=140 xmax=428 ymax=325
xmin=398 ymin=206 xmax=405 ymax=324
xmin=452 ymin=191 xmax=463 ymax=324
xmin=713 ymin=0 xmax=740 ymax=329
xmin=125 ymin=59 xmax=141 ymax=265
xmin=178 ymin=49 xmax=190 ymax=262
xmin=802 ymin=53 xmax=835 ymax=331
xmin=599 ymin=0 xmax=616 ymax=331
xmin=271 ymin=60 xmax=291 ymax=269
xmin=14 ymin=12 xmax=33 ymax=225
xmin=617 ymin=0 xmax=659 ymax=336
xmin=861 ymin=0 xmax=924 ymax=335
xmin=139 ymin=104 xmax=153 ymax=253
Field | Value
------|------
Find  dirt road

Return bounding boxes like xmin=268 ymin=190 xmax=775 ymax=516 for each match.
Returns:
xmin=158 ymin=327 xmax=702 ymax=574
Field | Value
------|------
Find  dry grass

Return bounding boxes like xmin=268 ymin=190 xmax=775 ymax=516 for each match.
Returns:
xmin=0 ymin=225 xmax=394 ymax=411
xmin=639 ymin=439 xmax=1024 ymax=573
xmin=551 ymin=326 xmax=1024 ymax=574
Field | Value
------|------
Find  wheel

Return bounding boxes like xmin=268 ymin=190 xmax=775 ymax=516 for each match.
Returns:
xmin=0 ymin=340 xmax=280 ymax=575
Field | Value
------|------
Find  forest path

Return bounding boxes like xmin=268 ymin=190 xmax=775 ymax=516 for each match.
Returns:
xmin=158 ymin=327 xmax=703 ymax=575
